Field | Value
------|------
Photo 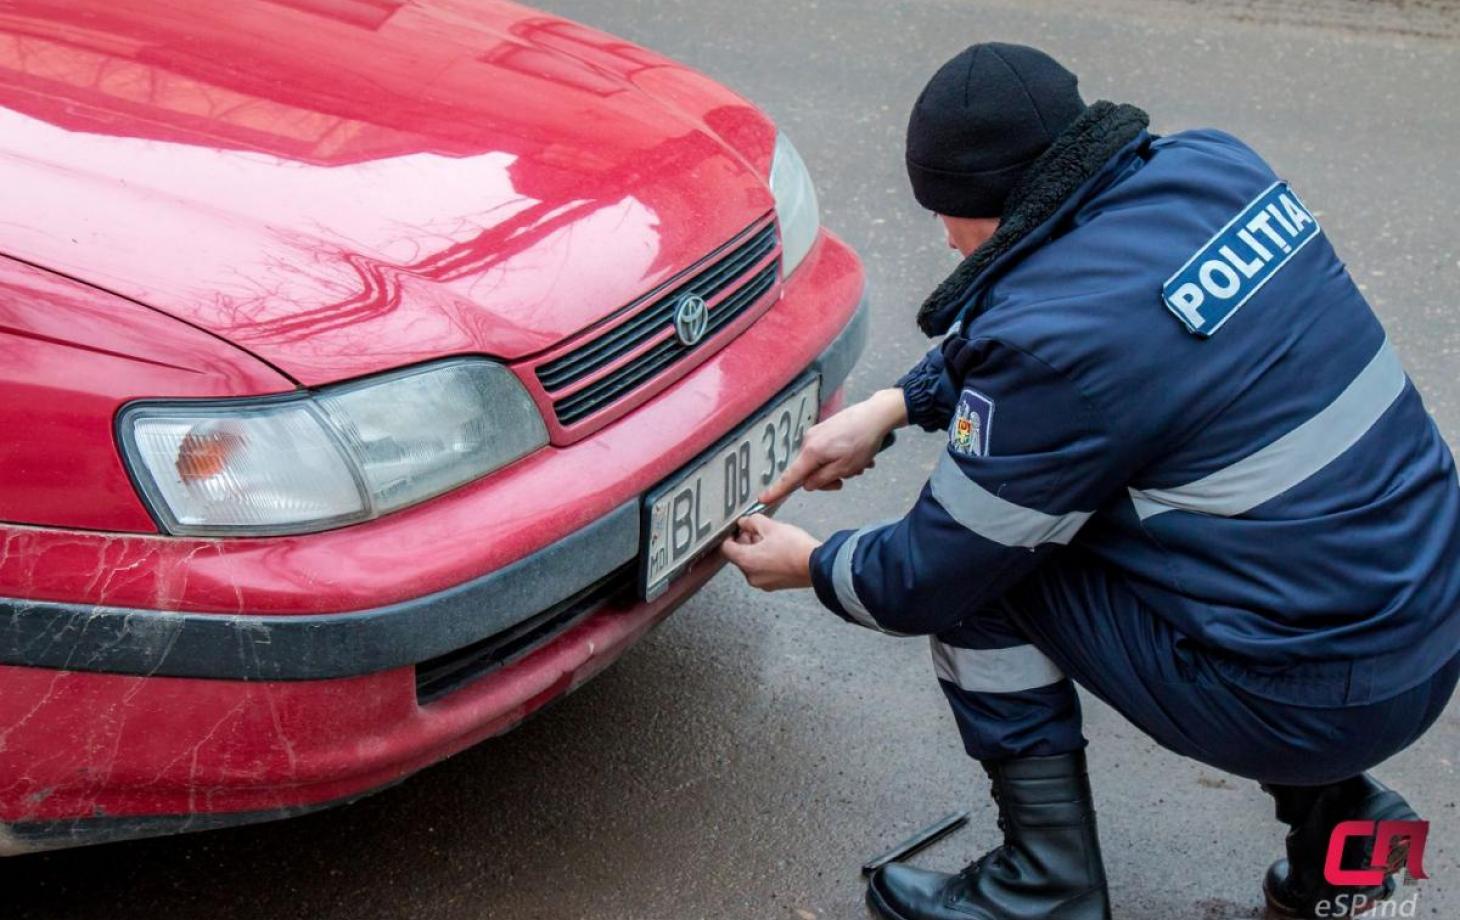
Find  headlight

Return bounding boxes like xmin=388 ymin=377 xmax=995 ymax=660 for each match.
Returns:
xmin=120 ymin=359 xmax=547 ymax=536
xmin=769 ymin=132 xmax=820 ymax=275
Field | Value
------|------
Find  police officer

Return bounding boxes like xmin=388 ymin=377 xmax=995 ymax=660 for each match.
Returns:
xmin=721 ymin=42 xmax=1460 ymax=920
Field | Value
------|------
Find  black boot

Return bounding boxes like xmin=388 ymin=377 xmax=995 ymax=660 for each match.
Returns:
xmin=1263 ymin=775 xmax=1418 ymax=918
xmin=866 ymin=751 xmax=1110 ymax=920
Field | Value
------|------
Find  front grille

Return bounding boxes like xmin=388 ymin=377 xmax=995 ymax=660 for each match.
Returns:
xmin=414 ymin=566 xmax=634 ymax=705
xmin=537 ymin=218 xmax=780 ymax=426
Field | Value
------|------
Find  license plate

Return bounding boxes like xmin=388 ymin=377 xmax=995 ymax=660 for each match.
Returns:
xmin=640 ymin=377 xmax=820 ymax=599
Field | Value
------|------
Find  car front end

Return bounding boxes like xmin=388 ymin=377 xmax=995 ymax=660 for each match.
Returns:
xmin=0 ymin=0 xmax=866 ymax=852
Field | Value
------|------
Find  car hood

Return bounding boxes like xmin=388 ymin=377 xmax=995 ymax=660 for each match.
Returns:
xmin=0 ymin=0 xmax=777 ymax=385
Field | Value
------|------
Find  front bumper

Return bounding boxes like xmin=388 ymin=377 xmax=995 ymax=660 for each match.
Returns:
xmin=0 ymin=553 xmax=732 ymax=855
xmin=0 ymin=231 xmax=867 ymax=853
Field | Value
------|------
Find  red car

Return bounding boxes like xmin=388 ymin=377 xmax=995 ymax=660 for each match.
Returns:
xmin=0 ymin=0 xmax=865 ymax=853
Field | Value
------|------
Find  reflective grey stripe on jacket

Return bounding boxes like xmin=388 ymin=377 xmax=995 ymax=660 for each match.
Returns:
xmin=831 ymin=520 xmax=910 ymax=634
xmin=930 ymin=455 xmax=1092 ymax=547
xmin=1129 ymin=339 xmax=1407 ymax=520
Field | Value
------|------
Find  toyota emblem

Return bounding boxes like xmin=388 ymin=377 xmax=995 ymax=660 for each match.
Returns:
xmin=673 ymin=293 xmax=710 ymax=346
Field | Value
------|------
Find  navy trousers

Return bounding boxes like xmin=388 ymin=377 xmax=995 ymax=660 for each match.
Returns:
xmin=934 ymin=549 xmax=1460 ymax=785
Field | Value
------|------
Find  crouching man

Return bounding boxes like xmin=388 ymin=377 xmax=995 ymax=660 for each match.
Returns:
xmin=723 ymin=42 xmax=1460 ymax=920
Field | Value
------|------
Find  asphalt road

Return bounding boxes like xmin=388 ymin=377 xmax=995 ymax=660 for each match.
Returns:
xmin=6 ymin=1 xmax=1459 ymax=918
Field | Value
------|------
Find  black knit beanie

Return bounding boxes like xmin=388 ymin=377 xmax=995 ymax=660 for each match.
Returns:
xmin=906 ymin=43 xmax=1086 ymax=218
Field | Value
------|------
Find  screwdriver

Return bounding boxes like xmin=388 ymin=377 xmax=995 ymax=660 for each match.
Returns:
xmin=733 ymin=430 xmax=897 ymax=535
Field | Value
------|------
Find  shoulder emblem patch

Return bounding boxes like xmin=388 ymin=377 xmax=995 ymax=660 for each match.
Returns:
xmin=950 ymin=387 xmax=994 ymax=457
xmin=1161 ymin=180 xmax=1321 ymax=337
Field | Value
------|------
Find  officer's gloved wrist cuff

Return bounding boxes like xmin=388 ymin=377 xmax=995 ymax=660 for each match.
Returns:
xmin=808 ymin=534 xmax=855 ymax=623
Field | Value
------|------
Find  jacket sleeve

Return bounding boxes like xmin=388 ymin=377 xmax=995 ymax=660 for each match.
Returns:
xmin=896 ymin=332 xmax=964 ymax=432
xmin=810 ymin=339 xmax=1133 ymax=636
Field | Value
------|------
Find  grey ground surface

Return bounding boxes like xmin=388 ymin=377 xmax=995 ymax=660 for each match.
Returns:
xmin=5 ymin=1 xmax=1458 ymax=918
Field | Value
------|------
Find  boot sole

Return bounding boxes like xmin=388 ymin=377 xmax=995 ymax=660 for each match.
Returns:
xmin=868 ymin=876 xmax=1111 ymax=920
xmin=865 ymin=881 xmax=912 ymax=920
xmin=1262 ymin=877 xmax=1397 ymax=919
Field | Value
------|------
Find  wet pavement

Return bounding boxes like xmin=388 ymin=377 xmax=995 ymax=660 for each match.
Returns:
xmin=4 ymin=1 xmax=1458 ymax=917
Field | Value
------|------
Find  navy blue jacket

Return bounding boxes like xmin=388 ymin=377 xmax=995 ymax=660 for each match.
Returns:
xmin=810 ymin=126 xmax=1460 ymax=706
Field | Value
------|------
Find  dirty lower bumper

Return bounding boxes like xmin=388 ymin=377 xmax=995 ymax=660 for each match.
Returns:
xmin=0 ymin=554 xmax=724 ymax=855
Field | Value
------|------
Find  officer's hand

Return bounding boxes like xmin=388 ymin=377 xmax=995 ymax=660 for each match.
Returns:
xmin=760 ymin=388 xmax=907 ymax=504
xmin=720 ymin=514 xmax=821 ymax=591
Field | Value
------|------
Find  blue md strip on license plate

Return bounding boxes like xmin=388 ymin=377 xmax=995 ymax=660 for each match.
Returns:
xmin=640 ymin=376 xmax=821 ymax=599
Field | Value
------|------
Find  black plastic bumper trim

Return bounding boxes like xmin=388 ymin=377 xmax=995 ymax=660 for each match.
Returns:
xmin=0 ymin=505 xmax=639 ymax=682
xmin=0 ymin=783 xmax=399 ymax=856
xmin=814 ymin=285 xmax=868 ymax=398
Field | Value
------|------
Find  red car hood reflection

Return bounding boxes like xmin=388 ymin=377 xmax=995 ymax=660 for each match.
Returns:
xmin=0 ymin=0 xmax=776 ymax=385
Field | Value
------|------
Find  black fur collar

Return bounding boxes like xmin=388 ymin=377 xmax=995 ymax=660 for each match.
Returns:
xmin=916 ymin=101 xmax=1151 ymax=336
